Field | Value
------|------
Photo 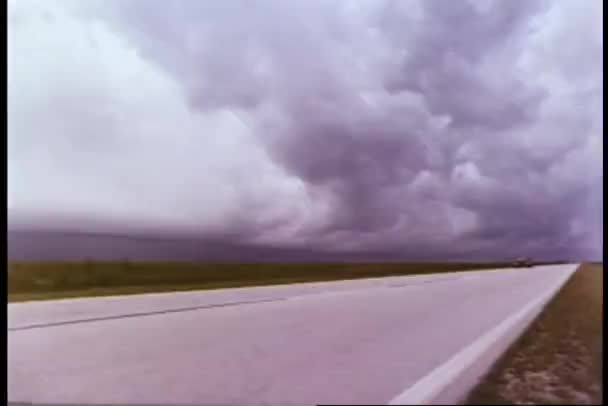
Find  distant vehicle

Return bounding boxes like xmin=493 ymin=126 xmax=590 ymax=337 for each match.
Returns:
xmin=514 ymin=257 xmax=533 ymax=267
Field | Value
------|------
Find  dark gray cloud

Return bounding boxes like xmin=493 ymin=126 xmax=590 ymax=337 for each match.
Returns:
xmin=7 ymin=0 xmax=603 ymax=260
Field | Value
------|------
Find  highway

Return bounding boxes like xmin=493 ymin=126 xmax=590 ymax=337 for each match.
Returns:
xmin=8 ymin=264 xmax=576 ymax=405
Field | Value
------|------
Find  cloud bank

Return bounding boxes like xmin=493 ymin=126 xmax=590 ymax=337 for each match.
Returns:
xmin=8 ymin=0 xmax=603 ymax=260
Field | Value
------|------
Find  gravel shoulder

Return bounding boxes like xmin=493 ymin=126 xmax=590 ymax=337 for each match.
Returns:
xmin=465 ymin=263 xmax=603 ymax=405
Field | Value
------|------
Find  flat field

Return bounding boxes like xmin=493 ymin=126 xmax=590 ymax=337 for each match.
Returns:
xmin=7 ymin=261 xmax=557 ymax=302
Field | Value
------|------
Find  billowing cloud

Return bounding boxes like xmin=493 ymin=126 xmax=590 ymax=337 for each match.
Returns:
xmin=8 ymin=0 xmax=603 ymax=260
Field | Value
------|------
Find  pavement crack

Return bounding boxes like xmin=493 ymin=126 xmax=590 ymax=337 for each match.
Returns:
xmin=8 ymin=297 xmax=288 ymax=331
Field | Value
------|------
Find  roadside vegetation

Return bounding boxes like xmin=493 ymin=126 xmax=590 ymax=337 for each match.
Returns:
xmin=7 ymin=260 xmax=563 ymax=302
xmin=465 ymin=263 xmax=603 ymax=405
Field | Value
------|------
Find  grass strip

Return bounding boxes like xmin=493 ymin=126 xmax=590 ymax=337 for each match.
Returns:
xmin=465 ymin=263 xmax=603 ymax=405
xmin=8 ymin=261 xmax=562 ymax=302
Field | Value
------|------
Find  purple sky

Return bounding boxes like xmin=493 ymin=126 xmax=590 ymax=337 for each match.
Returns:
xmin=7 ymin=0 xmax=603 ymax=260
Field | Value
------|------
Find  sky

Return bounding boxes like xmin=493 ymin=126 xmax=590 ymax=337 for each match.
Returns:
xmin=7 ymin=0 xmax=603 ymax=260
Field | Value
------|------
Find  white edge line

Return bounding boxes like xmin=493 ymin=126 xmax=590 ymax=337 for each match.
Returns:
xmin=388 ymin=264 xmax=578 ymax=405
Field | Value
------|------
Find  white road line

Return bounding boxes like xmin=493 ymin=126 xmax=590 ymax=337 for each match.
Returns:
xmin=387 ymin=265 xmax=577 ymax=405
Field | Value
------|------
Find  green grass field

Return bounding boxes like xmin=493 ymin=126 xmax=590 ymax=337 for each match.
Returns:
xmin=7 ymin=260 xmax=558 ymax=302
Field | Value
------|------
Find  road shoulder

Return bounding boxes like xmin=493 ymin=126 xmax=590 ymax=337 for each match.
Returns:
xmin=464 ymin=263 xmax=603 ymax=405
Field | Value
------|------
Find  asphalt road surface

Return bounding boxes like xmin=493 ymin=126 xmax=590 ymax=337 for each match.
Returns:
xmin=8 ymin=264 xmax=576 ymax=405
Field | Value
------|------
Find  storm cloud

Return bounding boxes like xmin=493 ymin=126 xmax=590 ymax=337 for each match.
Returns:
xmin=8 ymin=0 xmax=603 ymax=260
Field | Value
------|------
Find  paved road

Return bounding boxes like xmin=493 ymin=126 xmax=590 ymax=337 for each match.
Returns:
xmin=8 ymin=264 xmax=576 ymax=405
